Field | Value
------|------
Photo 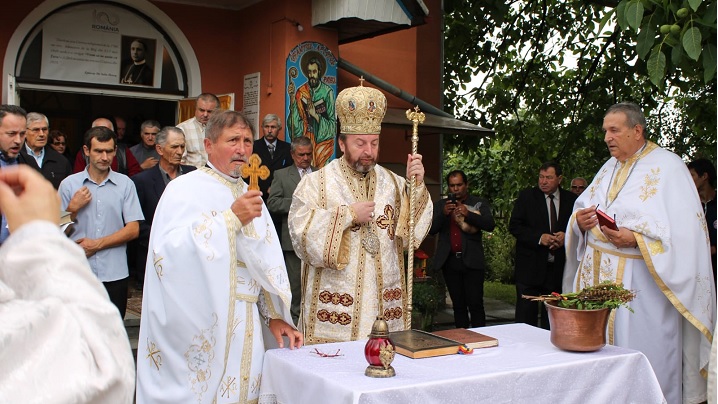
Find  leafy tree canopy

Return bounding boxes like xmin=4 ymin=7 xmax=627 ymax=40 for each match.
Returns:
xmin=442 ymin=0 xmax=716 ymax=210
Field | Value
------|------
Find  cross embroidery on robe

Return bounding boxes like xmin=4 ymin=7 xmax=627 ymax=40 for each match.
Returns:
xmin=376 ymin=204 xmax=397 ymax=240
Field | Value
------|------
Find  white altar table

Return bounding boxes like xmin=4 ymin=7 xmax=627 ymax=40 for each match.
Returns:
xmin=259 ymin=323 xmax=665 ymax=404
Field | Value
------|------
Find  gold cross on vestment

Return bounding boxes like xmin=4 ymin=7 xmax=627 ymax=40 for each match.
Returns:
xmin=146 ymin=340 xmax=162 ymax=370
xmin=241 ymin=153 xmax=270 ymax=191
xmin=376 ymin=205 xmax=397 ymax=240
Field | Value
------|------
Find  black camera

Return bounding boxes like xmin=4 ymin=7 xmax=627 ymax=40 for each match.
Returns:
xmin=448 ymin=193 xmax=457 ymax=203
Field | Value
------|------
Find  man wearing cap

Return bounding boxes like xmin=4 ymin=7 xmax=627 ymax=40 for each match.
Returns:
xmin=289 ymin=82 xmax=433 ymax=343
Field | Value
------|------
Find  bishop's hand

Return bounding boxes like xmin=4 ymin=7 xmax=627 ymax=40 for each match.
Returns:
xmin=351 ymin=201 xmax=376 ymax=224
xmin=406 ymin=153 xmax=425 ymax=184
xmin=232 ymin=190 xmax=263 ymax=226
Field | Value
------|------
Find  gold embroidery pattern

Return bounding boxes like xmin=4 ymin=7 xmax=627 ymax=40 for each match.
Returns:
xmin=153 ymin=251 xmax=164 ymax=279
xmin=251 ymin=373 xmax=262 ymax=395
xmin=383 ymin=307 xmax=403 ymax=320
xmin=265 ymin=224 xmax=273 ymax=244
xmin=353 ymin=245 xmax=368 ymax=340
xmin=220 ymin=208 xmax=242 ymax=402
xmin=220 ymin=376 xmax=237 ymax=398
xmin=145 ymin=339 xmax=162 ymax=371
xmin=696 ymin=273 xmax=714 ymax=314
xmin=589 ymin=167 xmax=608 ymax=201
xmin=184 ymin=313 xmax=218 ymax=401
xmin=699 ymin=212 xmax=709 ymax=240
xmin=376 ymin=204 xmax=397 ymax=240
xmin=318 ymin=290 xmax=354 ymax=306
xmin=317 ymin=309 xmax=352 ymax=325
xmin=648 ymin=240 xmax=665 ymax=255
xmin=324 ymin=208 xmax=345 ymax=267
xmin=382 ymin=288 xmax=402 ymax=302
xmin=639 ymin=168 xmax=660 ymax=202
xmin=194 ymin=211 xmax=217 ymax=261
xmin=238 ymin=304 xmax=255 ymax=403
xmin=240 ymin=219 xmax=260 ymax=240
xmin=599 ymin=256 xmax=614 ymax=280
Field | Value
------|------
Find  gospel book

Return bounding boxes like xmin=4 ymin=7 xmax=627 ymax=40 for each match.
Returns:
xmin=432 ymin=328 xmax=499 ymax=349
xmin=388 ymin=329 xmax=461 ymax=359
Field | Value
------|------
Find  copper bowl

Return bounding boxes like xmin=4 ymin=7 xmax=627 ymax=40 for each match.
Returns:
xmin=544 ymin=301 xmax=610 ymax=352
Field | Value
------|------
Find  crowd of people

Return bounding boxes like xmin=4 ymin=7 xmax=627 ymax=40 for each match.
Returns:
xmin=0 ymin=95 xmax=714 ymax=403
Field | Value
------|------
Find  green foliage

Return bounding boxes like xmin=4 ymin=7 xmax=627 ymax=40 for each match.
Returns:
xmin=525 ymin=281 xmax=636 ymax=311
xmin=614 ymin=0 xmax=717 ymax=85
xmin=484 ymin=281 xmax=517 ymax=305
xmin=483 ymin=221 xmax=515 ymax=284
xmin=557 ymin=282 xmax=636 ymax=311
xmin=443 ymin=0 xmax=716 ymax=216
xmin=412 ymin=277 xmax=447 ymax=330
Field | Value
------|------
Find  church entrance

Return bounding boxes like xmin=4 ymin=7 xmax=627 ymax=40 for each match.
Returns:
xmin=18 ymin=88 xmax=178 ymax=158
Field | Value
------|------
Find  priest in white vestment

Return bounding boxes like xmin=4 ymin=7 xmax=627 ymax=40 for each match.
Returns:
xmin=289 ymin=81 xmax=433 ymax=344
xmin=0 ymin=166 xmax=135 ymax=403
xmin=136 ymin=110 xmax=302 ymax=404
xmin=563 ymin=102 xmax=715 ymax=404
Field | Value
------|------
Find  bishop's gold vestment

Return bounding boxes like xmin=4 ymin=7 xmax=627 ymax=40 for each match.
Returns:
xmin=289 ymin=157 xmax=432 ymax=344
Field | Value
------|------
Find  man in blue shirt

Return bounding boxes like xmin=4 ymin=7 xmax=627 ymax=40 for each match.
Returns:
xmin=59 ymin=126 xmax=144 ymax=319
xmin=0 ymin=105 xmax=27 ymax=245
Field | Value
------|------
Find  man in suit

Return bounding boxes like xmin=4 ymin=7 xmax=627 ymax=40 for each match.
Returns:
xmin=18 ymin=112 xmax=71 ymax=189
xmin=267 ymin=136 xmax=314 ymax=325
xmin=255 ymin=113 xmax=292 ymax=235
xmin=429 ymin=170 xmax=495 ymax=328
xmin=131 ymin=126 xmax=195 ymax=289
xmin=509 ymin=161 xmax=577 ymax=329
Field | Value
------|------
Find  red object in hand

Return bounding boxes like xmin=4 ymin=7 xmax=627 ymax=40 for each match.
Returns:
xmin=596 ymin=208 xmax=619 ymax=231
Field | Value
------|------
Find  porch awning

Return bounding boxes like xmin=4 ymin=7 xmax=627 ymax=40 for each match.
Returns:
xmin=312 ymin=0 xmax=429 ymax=43
xmin=383 ymin=108 xmax=494 ymax=137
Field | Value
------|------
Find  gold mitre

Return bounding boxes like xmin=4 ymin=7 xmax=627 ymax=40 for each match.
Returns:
xmin=336 ymin=79 xmax=387 ymax=135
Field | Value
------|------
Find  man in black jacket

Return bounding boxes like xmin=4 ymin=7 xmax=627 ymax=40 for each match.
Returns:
xmin=254 ymin=114 xmax=292 ymax=236
xmin=131 ymin=126 xmax=195 ymax=288
xmin=430 ymin=170 xmax=495 ymax=328
xmin=509 ymin=161 xmax=577 ymax=329
xmin=18 ymin=112 xmax=71 ymax=189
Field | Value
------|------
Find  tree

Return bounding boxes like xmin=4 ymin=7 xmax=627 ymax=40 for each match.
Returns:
xmin=442 ymin=0 xmax=716 ymax=206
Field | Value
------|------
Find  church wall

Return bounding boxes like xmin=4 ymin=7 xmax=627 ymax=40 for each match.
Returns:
xmin=1 ymin=0 xmax=442 ymax=190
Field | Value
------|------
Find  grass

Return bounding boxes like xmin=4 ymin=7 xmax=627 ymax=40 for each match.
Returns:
xmin=484 ymin=281 xmax=516 ymax=305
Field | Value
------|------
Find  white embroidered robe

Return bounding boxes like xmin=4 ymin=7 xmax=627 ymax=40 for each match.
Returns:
xmin=0 ymin=222 xmax=135 ymax=403
xmin=136 ymin=167 xmax=293 ymax=404
xmin=563 ymin=142 xmax=715 ymax=404
xmin=289 ymin=157 xmax=432 ymax=344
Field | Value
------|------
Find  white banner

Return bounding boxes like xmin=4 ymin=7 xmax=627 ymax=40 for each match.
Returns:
xmin=41 ymin=4 xmax=163 ymax=87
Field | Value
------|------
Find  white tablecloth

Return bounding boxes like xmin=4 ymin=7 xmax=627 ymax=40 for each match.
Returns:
xmin=259 ymin=323 xmax=665 ymax=404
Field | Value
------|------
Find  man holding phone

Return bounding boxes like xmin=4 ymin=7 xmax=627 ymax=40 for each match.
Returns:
xmin=430 ymin=170 xmax=495 ymax=328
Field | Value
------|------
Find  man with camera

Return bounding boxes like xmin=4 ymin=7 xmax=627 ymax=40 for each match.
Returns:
xmin=430 ymin=170 xmax=495 ymax=328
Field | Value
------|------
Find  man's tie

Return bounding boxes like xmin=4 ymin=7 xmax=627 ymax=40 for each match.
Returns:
xmin=549 ymin=194 xmax=558 ymax=233
xmin=268 ymin=144 xmax=275 ymax=160
xmin=299 ymin=168 xmax=305 ymax=178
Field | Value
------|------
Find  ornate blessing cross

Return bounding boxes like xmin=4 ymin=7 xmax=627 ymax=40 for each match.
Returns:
xmin=241 ymin=154 xmax=269 ymax=191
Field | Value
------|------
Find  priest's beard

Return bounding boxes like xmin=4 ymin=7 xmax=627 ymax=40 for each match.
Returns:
xmin=229 ymin=157 xmax=246 ymax=178
xmin=344 ymin=153 xmax=376 ymax=173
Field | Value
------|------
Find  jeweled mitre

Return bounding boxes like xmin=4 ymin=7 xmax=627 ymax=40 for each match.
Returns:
xmin=336 ymin=81 xmax=387 ymax=135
